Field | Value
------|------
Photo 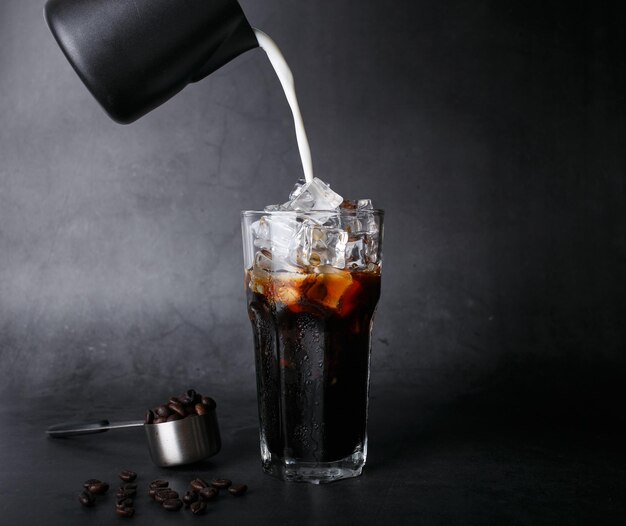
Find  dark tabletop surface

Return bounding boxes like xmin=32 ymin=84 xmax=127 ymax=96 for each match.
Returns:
xmin=1 ymin=384 xmax=624 ymax=526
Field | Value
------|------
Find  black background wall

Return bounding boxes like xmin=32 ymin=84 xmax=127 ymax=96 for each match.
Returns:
xmin=1 ymin=0 xmax=625 ymax=427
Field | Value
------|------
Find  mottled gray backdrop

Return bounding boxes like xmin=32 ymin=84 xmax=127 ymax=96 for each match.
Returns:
xmin=1 ymin=1 xmax=624 ymax=419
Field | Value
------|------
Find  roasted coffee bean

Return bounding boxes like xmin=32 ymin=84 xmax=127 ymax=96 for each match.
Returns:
xmin=117 ymin=491 xmax=136 ymax=503
xmin=168 ymin=402 xmax=186 ymax=417
xmin=118 ymin=487 xmax=136 ymax=497
xmin=87 ymin=481 xmax=109 ymax=495
xmin=198 ymin=487 xmax=218 ymax=501
xmin=190 ymin=478 xmax=208 ymax=493
xmin=156 ymin=487 xmax=176 ymax=499
xmin=154 ymin=490 xmax=168 ymax=502
xmin=148 ymin=390 xmax=217 ymax=427
xmin=116 ymin=489 xmax=134 ymax=500
xmin=154 ymin=405 xmax=171 ymax=417
xmin=155 ymin=489 xmax=179 ymax=503
xmin=190 ymin=500 xmax=207 ymax=515
xmin=83 ymin=478 xmax=101 ymax=489
xmin=211 ymin=478 xmax=232 ymax=490
xmin=116 ymin=506 xmax=135 ymax=518
xmin=116 ymin=498 xmax=133 ymax=509
xmin=119 ymin=469 xmax=137 ymax=482
xmin=149 ymin=482 xmax=169 ymax=498
xmin=78 ymin=491 xmax=95 ymax=507
xmin=194 ymin=403 xmax=210 ymax=415
xmin=179 ymin=395 xmax=194 ymax=407
xmin=180 ymin=398 xmax=194 ymax=408
xmin=182 ymin=491 xmax=198 ymax=506
xmin=201 ymin=396 xmax=216 ymax=409
xmin=228 ymin=484 xmax=248 ymax=496
xmin=162 ymin=498 xmax=183 ymax=511
xmin=156 ymin=489 xmax=179 ymax=502
xmin=181 ymin=389 xmax=201 ymax=407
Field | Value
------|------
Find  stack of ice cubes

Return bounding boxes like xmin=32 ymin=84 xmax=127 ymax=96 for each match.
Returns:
xmin=251 ymin=177 xmax=379 ymax=272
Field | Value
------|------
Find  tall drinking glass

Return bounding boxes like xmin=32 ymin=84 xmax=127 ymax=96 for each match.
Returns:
xmin=241 ymin=208 xmax=383 ymax=483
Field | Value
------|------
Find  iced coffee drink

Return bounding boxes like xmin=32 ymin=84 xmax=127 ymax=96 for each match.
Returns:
xmin=242 ymin=178 xmax=383 ymax=483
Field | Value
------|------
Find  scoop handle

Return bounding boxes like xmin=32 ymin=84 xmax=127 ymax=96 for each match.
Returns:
xmin=46 ymin=420 xmax=143 ymax=437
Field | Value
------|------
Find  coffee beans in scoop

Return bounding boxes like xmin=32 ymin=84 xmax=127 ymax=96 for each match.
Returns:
xmin=145 ymin=389 xmax=216 ymax=424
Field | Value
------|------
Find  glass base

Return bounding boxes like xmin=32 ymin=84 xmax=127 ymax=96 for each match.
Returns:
xmin=261 ymin=448 xmax=366 ymax=484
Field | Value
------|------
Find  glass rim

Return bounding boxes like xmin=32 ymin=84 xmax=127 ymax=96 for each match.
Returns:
xmin=241 ymin=209 xmax=384 ymax=217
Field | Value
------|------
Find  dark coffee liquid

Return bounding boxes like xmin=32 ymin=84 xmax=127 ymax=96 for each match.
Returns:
xmin=246 ymin=268 xmax=381 ymax=463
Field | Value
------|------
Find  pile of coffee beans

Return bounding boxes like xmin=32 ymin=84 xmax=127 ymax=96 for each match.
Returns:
xmin=115 ymin=470 xmax=138 ymax=518
xmin=78 ymin=479 xmax=109 ymax=507
xmin=80 ymin=471 xmax=248 ymax=518
xmin=150 ymin=477 xmax=248 ymax=515
xmin=145 ymin=389 xmax=216 ymax=424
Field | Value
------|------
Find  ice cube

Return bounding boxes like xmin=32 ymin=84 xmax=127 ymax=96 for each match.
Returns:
xmin=252 ymin=248 xmax=302 ymax=274
xmin=341 ymin=211 xmax=373 ymax=236
xmin=284 ymin=177 xmax=343 ymax=212
xmin=339 ymin=215 xmax=357 ymax=235
xmin=249 ymin=251 xmax=272 ymax=293
xmin=365 ymin=233 xmax=380 ymax=264
xmin=273 ymin=273 xmax=307 ymax=305
xmin=305 ymin=267 xmax=353 ymax=310
xmin=254 ymin=249 xmax=274 ymax=272
xmin=339 ymin=199 xmax=358 ymax=210
xmin=339 ymin=198 xmax=372 ymax=210
xmin=359 ymin=210 xmax=378 ymax=236
xmin=252 ymin=214 xmax=301 ymax=260
xmin=264 ymin=204 xmax=285 ymax=212
xmin=288 ymin=178 xmax=307 ymax=201
xmin=345 ymin=235 xmax=368 ymax=270
xmin=337 ymin=279 xmax=363 ymax=317
xmin=294 ymin=220 xmax=348 ymax=269
xmin=345 ymin=230 xmax=381 ymax=269
xmin=342 ymin=202 xmax=380 ymax=269
xmin=338 ymin=199 xmax=376 ymax=235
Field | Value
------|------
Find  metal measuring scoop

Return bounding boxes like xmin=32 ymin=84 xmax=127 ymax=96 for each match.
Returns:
xmin=46 ymin=409 xmax=221 ymax=467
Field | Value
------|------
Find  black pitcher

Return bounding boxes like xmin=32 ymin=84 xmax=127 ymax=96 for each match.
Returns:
xmin=44 ymin=0 xmax=259 ymax=124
